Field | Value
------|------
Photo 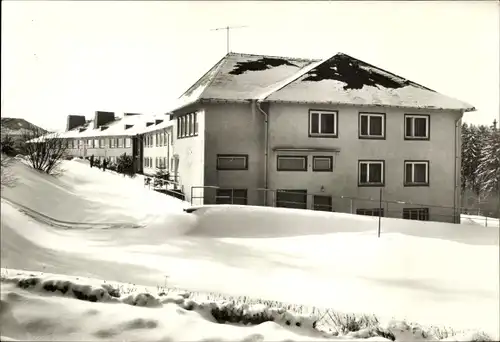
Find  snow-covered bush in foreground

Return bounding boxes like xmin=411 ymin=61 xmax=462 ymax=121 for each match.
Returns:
xmin=0 ymin=270 xmax=493 ymax=342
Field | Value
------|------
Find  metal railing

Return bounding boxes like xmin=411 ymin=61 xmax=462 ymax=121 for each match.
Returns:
xmin=187 ymin=185 xmax=500 ymax=227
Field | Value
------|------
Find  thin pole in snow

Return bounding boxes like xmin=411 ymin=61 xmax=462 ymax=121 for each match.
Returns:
xmin=210 ymin=25 xmax=248 ymax=54
xmin=378 ymin=188 xmax=383 ymax=238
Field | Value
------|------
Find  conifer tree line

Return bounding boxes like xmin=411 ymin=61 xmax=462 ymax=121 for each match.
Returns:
xmin=461 ymin=119 xmax=500 ymax=214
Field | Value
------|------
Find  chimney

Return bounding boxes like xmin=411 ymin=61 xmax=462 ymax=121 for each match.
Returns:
xmin=155 ymin=119 xmax=163 ymax=125
xmin=93 ymin=111 xmax=115 ymax=129
xmin=66 ymin=115 xmax=86 ymax=131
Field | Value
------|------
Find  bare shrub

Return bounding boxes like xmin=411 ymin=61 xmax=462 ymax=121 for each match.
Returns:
xmin=21 ymin=127 xmax=68 ymax=175
xmin=1 ymin=154 xmax=16 ymax=188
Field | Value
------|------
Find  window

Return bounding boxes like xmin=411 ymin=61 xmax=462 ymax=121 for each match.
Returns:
xmin=405 ymin=115 xmax=429 ymax=139
xmin=110 ymin=138 xmax=115 ymax=148
xmin=94 ymin=139 xmax=99 ymax=147
xmin=216 ymin=154 xmax=248 ymax=170
xmin=164 ymin=157 xmax=167 ymax=169
xmin=276 ymin=190 xmax=307 ymax=209
xmin=277 ymin=156 xmax=308 ymax=171
xmin=117 ymin=138 xmax=123 ymax=148
xmin=187 ymin=114 xmax=192 ymax=136
xmin=359 ymin=113 xmax=385 ymax=138
xmin=404 ymin=161 xmax=429 ymax=186
xmin=79 ymin=140 xmax=84 ymax=148
xmin=313 ymin=195 xmax=332 ymax=211
xmin=403 ymin=208 xmax=429 ymax=221
xmin=309 ymin=110 xmax=337 ymax=137
xmin=357 ymin=208 xmax=385 ymax=217
xmin=159 ymin=133 xmax=164 ymax=146
xmin=312 ymin=156 xmax=333 ymax=172
xmin=182 ymin=117 xmax=186 ymax=137
xmin=99 ymin=139 xmax=105 ymax=148
xmin=87 ymin=139 xmax=93 ymax=148
xmin=215 ymin=189 xmax=248 ymax=205
xmin=125 ymin=138 xmax=131 ymax=148
xmin=358 ymin=160 xmax=384 ymax=186
xmin=155 ymin=133 xmax=158 ymax=147
xmin=193 ymin=112 xmax=198 ymax=135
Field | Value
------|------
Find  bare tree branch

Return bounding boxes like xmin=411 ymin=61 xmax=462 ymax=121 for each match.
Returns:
xmin=21 ymin=127 xmax=69 ymax=175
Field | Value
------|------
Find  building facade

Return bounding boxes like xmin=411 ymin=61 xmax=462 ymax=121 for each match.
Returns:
xmin=169 ymin=52 xmax=473 ymax=223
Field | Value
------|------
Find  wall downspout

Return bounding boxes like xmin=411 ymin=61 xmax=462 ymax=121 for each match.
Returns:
xmin=256 ymin=100 xmax=269 ymax=206
xmin=453 ymin=114 xmax=462 ymax=224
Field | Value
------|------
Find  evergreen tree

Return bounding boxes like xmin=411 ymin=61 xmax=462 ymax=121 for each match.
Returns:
xmin=461 ymin=123 xmax=483 ymax=196
xmin=476 ymin=121 xmax=500 ymax=204
xmin=461 ymin=123 xmax=472 ymax=194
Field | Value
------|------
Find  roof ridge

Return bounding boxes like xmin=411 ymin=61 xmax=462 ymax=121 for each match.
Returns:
xmin=229 ymin=51 xmax=320 ymax=63
xmin=258 ymin=58 xmax=328 ymax=101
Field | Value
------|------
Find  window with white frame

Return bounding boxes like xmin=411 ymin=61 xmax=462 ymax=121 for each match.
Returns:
xmin=405 ymin=115 xmax=429 ymax=139
xmin=358 ymin=160 xmax=385 ymax=186
xmin=99 ymin=139 xmax=104 ymax=148
xmin=144 ymin=157 xmax=148 ymax=167
xmin=309 ymin=110 xmax=337 ymax=137
xmin=117 ymin=138 xmax=123 ymax=148
xmin=87 ymin=139 xmax=93 ymax=148
xmin=125 ymin=138 xmax=131 ymax=148
xmin=216 ymin=154 xmax=248 ymax=170
xmin=159 ymin=133 xmax=164 ymax=146
xmin=359 ymin=112 xmax=385 ymax=138
xmin=312 ymin=156 xmax=333 ymax=172
xmin=110 ymin=138 xmax=115 ymax=148
xmin=404 ymin=161 xmax=429 ymax=186
xmin=277 ymin=155 xmax=308 ymax=171
xmin=94 ymin=139 xmax=99 ymax=147
xmin=155 ymin=133 xmax=158 ymax=147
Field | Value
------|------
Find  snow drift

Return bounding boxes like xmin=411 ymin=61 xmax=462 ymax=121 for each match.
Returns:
xmin=1 ymin=159 xmax=498 ymax=340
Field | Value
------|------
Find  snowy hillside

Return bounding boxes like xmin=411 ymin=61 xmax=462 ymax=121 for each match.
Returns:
xmin=1 ymin=159 xmax=498 ymax=341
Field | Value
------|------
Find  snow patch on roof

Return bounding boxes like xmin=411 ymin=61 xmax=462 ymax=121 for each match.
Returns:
xmin=54 ymin=113 xmax=158 ymax=139
xmin=171 ymin=53 xmax=318 ymax=112
xmin=142 ymin=116 xmax=175 ymax=134
xmin=266 ymin=53 xmax=475 ymax=111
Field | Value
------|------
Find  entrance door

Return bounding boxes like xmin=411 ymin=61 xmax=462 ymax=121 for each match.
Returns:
xmin=276 ymin=190 xmax=307 ymax=209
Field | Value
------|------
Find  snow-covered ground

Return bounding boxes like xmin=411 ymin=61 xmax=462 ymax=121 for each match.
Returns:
xmin=1 ymin=159 xmax=499 ymax=341
xmin=460 ymin=214 xmax=499 ymax=228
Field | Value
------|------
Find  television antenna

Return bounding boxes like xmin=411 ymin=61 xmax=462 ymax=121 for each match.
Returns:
xmin=210 ymin=25 xmax=248 ymax=54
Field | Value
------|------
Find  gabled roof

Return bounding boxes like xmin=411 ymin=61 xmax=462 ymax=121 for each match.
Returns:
xmin=264 ymin=53 xmax=475 ymax=112
xmin=172 ymin=52 xmax=319 ymax=111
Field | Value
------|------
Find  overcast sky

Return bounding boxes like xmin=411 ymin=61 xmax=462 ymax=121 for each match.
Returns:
xmin=1 ymin=1 xmax=498 ymax=131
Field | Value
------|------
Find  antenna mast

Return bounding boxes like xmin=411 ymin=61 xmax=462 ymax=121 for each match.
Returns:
xmin=211 ymin=25 xmax=248 ymax=54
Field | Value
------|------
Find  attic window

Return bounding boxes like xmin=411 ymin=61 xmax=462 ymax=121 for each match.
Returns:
xmin=79 ymin=128 xmax=87 ymax=132
xmin=125 ymin=124 xmax=133 ymax=130
xmin=100 ymin=126 xmax=109 ymax=131
xmin=146 ymin=122 xmax=154 ymax=127
xmin=155 ymin=119 xmax=163 ymax=125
